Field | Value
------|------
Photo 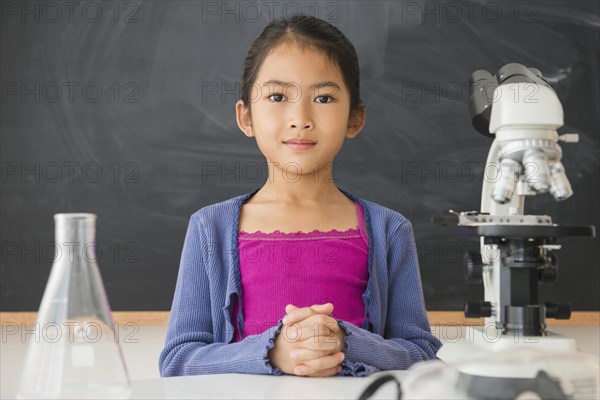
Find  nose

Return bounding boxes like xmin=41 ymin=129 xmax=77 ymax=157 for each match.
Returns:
xmin=289 ymin=101 xmax=313 ymax=130
xmin=290 ymin=121 xmax=312 ymax=129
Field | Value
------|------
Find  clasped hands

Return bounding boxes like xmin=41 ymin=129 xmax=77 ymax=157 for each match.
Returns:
xmin=267 ymin=302 xmax=346 ymax=377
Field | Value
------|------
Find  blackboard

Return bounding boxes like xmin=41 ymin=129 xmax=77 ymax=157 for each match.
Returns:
xmin=1 ymin=1 xmax=598 ymax=312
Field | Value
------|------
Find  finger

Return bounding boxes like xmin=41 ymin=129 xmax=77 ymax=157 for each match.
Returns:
xmin=282 ymin=306 xmax=316 ymax=325
xmin=285 ymin=304 xmax=298 ymax=313
xmin=311 ymin=302 xmax=334 ymax=314
xmin=281 ymin=316 xmax=340 ymax=343
xmin=301 ymin=314 xmax=340 ymax=336
xmin=295 ymin=334 xmax=341 ymax=351
xmin=295 ymin=360 xmax=343 ymax=377
xmin=290 ymin=348 xmax=343 ymax=363
xmin=279 ymin=323 xmax=340 ymax=350
xmin=283 ymin=303 xmax=333 ymax=325
xmin=280 ymin=333 xmax=339 ymax=351
xmin=301 ymin=351 xmax=345 ymax=371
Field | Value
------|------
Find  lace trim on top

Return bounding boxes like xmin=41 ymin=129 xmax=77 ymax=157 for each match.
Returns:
xmin=239 ymin=200 xmax=366 ymax=241
xmin=239 ymin=227 xmax=360 ymax=240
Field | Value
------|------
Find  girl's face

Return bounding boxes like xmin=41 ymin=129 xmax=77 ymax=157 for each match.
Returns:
xmin=236 ymin=42 xmax=365 ymax=177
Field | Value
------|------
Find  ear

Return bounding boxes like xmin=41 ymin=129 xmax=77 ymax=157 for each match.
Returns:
xmin=236 ymin=100 xmax=254 ymax=137
xmin=346 ymin=105 xmax=366 ymax=139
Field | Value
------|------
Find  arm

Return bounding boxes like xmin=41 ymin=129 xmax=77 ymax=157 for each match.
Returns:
xmin=158 ymin=214 xmax=285 ymax=377
xmin=337 ymin=220 xmax=442 ymax=376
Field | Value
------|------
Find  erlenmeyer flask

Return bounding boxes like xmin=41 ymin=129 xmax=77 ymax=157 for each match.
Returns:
xmin=17 ymin=213 xmax=131 ymax=399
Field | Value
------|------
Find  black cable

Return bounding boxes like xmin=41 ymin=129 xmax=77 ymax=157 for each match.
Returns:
xmin=357 ymin=374 xmax=402 ymax=400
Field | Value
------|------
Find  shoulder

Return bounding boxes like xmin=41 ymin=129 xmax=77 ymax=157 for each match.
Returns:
xmin=355 ymin=197 xmax=417 ymax=251
xmin=338 ymin=188 xmax=410 ymax=231
xmin=357 ymin=198 xmax=418 ymax=262
xmin=357 ymin=197 xmax=413 ymax=234
xmin=186 ymin=191 xmax=251 ymax=232
xmin=191 ymin=196 xmax=238 ymax=220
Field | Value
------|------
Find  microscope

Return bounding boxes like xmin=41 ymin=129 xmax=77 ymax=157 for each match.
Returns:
xmin=356 ymin=64 xmax=599 ymax=399
xmin=437 ymin=63 xmax=596 ymax=362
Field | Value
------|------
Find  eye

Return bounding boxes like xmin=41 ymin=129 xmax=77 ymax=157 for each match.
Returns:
xmin=268 ymin=93 xmax=286 ymax=102
xmin=315 ymin=95 xmax=334 ymax=104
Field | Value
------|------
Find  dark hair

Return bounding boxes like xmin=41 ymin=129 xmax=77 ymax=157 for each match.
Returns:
xmin=240 ymin=14 xmax=364 ymax=117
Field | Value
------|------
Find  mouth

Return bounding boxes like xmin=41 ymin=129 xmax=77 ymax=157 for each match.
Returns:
xmin=283 ymin=140 xmax=316 ymax=150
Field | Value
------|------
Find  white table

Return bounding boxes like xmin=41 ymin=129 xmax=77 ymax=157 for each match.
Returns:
xmin=126 ymin=325 xmax=600 ymax=399
xmin=129 ymin=371 xmax=406 ymax=399
xmin=2 ymin=325 xmax=597 ymax=399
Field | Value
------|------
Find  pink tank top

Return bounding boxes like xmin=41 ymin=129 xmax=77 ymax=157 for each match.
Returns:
xmin=232 ymin=200 xmax=369 ymax=342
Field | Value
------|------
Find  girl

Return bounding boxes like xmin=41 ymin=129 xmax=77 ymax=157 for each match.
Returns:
xmin=159 ymin=14 xmax=441 ymax=378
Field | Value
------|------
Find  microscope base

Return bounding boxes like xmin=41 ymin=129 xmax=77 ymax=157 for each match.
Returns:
xmin=434 ymin=327 xmax=598 ymax=398
xmin=437 ymin=326 xmax=578 ymax=364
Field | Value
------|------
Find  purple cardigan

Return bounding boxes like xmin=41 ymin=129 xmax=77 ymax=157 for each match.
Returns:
xmin=159 ymin=186 xmax=441 ymax=377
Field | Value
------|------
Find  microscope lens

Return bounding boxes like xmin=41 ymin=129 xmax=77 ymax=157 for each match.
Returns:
xmin=523 ymin=149 xmax=551 ymax=192
xmin=492 ymin=158 xmax=522 ymax=204
xmin=549 ymin=161 xmax=573 ymax=201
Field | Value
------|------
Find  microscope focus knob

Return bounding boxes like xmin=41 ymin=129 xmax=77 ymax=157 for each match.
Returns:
xmin=463 ymin=252 xmax=483 ymax=284
xmin=545 ymin=302 xmax=572 ymax=320
xmin=539 ymin=251 xmax=558 ymax=283
xmin=539 ymin=267 xmax=557 ymax=283
xmin=464 ymin=301 xmax=492 ymax=318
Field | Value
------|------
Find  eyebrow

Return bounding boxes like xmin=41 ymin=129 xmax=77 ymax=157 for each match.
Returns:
xmin=261 ymin=80 xmax=341 ymax=90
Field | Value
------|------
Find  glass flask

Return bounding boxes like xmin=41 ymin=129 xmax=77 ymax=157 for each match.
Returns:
xmin=17 ymin=213 xmax=131 ymax=399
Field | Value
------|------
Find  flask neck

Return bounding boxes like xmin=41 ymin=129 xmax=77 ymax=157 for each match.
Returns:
xmin=54 ymin=213 xmax=97 ymax=263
